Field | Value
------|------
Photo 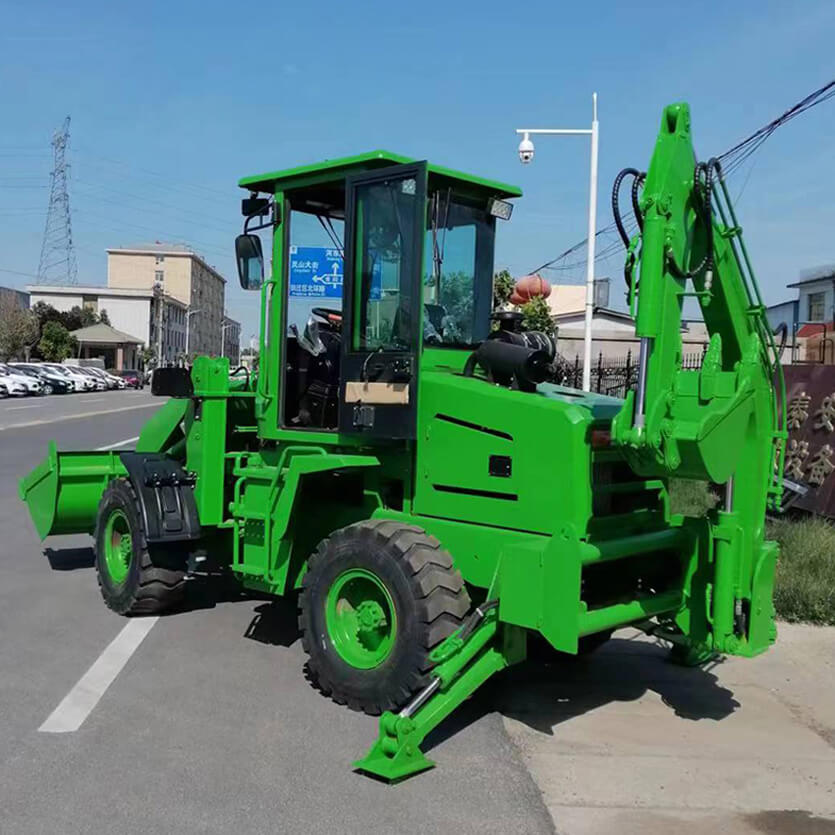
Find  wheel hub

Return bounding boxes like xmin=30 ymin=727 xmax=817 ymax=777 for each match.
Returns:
xmin=326 ymin=568 xmax=397 ymax=669
xmin=103 ymin=509 xmax=132 ymax=585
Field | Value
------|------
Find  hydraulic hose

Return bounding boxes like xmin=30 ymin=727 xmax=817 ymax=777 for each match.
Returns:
xmin=631 ymin=171 xmax=646 ymax=231
xmin=611 ymin=167 xmax=644 ymax=247
xmin=773 ymin=322 xmax=789 ymax=363
xmin=668 ymin=157 xmax=719 ymax=281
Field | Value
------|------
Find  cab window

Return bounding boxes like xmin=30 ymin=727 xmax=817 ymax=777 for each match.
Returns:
xmin=423 ymin=197 xmax=493 ymax=347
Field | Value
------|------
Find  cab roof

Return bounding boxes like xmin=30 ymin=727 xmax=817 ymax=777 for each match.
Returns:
xmin=238 ymin=150 xmax=522 ymax=199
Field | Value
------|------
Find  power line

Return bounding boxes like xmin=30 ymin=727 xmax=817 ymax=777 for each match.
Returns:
xmin=530 ymin=79 xmax=835 ymax=278
xmin=36 ymin=116 xmax=77 ymax=285
xmin=717 ymin=79 xmax=835 ymax=178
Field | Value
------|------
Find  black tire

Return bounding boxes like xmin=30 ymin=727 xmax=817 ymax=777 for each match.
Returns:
xmin=94 ymin=478 xmax=186 ymax=615
xmin=298 ymin=520 xmax=471 ymax=715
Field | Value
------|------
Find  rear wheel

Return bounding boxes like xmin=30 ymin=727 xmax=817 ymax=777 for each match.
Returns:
xmin=299 ymin=520 xmax=471 ymax=714
xmin=94 ymin=478 xmax=186 ymax=615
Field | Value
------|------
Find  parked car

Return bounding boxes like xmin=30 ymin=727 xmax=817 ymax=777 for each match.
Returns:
xmin=0 ymin=363 xmax=42 ymax=395
xmin=85 ymin=366 xmax=121 ymax=389
xmin=111 ymin=369 xmax=144 ymax=389
xmin=40 ymin=363 xmax=95 ymax=392
xmin=10 ymin=363 xmax=72 ymax=395
xmin=73 ymin=366 xmax=107 ymax=391
xmin=0 ymin=379 xmax=9 ymax=398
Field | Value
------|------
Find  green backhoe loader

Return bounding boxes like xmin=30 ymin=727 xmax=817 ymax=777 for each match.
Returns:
xmin=20 ymin=103 xmax=787 ymax=781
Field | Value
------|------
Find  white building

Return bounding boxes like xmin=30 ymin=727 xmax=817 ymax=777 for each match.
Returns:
xmin=27 ymin=285 xmax=187 ymax=367
xmin=766 ymin=266 xmax=835 ymax=364
xmin=107 ymin=243 xmax=226 ymax=358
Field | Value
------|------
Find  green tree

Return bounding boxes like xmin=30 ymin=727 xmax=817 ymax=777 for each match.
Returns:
xmin=492 ymin=269 xmax=514 ymax=309
xmin=139 ymin=346 xmax=156 ymax=370
xmin=38 ymin=321 xmax=78 ymax=362
xmin=0 ymin=296 xmax=39 ymax=360
xmin=99 ymin=309 xmax=111 ymax=326
xmin=31 ymin=301 xmax=93 ymax=333
xmin=520 ymin=295 xmax=557 ymax=337
xmin=78 ymin=306 xmax=99 ymax=327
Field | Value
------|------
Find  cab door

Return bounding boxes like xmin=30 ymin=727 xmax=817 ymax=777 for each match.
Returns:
xmin=339 ymin=163 xmax=427 ymax=440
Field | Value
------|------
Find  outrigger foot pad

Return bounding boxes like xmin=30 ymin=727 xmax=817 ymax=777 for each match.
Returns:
xmin=353 ymin=713 xmax=436 ymax=782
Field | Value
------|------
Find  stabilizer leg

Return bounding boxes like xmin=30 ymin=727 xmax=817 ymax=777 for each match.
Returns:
xmin=354 ymin=605 xmax=525 ymax=782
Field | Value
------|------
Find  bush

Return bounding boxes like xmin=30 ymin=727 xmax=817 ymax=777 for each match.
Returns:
xmin=768 ymin=516 xmax=835 ymax=626
xmin=668 ymin=481 xmax=834 ymax=624
xmin=668 ymin=479 xmax=719 ymax=517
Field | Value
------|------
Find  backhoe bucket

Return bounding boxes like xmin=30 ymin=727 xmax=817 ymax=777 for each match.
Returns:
xmin=19 ymin=441 xmax=128 ymax=540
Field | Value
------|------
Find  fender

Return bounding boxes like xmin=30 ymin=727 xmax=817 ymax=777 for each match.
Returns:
xmin=119 ymin=452 xmax=201 ymax=544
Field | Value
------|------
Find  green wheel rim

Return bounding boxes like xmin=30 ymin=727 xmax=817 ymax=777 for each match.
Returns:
xmin=325 ymin=568 xmax=397 ymax=669
xmin=103 ymin=509 xmax=133 ymax=585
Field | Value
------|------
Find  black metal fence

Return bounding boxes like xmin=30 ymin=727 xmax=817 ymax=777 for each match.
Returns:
xmin=555 ymin=346 xmax=707 ymax=398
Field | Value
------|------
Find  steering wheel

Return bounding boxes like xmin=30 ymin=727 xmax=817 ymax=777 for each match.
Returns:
xmin=311 ymin=307 xmax=343 ymax=330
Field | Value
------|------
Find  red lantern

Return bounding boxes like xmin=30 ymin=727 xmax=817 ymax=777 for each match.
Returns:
xmin=510 ymin=274 xmax=551 ymax=305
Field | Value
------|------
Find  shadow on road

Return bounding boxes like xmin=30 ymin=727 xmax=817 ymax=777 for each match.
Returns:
xmin=425 ymin=636 xmax=739 ymax=753
xmin=244 ymin=595 xmax=300 ymax=648
xmin=44 ymin=546 xmax=95 ymax=571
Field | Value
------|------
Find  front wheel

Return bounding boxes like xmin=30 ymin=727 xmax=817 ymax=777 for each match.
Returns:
xmin=43 ymin=384 xmax=53 ymax=395
xmin=94 ymin=478 xmax=186 ymax=615
xmin=299 ymin=520 xmax=471 ymax=715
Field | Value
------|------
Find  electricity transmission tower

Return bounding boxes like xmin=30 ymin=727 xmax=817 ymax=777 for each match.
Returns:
xmin=36 ymin=116 xmax=77 ymax=285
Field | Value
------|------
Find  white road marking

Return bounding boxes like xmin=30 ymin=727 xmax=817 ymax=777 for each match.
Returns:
xmin=39 ymin=617 xmax=159 ymax=733
xmin=7 ymin=404 xmax=44 ymax=411
xmin=96 ymin=435 xmax=139 ymax=450
xmin=0 ymin=401 xmax=158 ymax=431
xmin=85 ymin=398 xmax=107 ymax=403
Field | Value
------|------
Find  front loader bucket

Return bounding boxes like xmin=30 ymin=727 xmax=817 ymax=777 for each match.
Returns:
xmin=19 ymin=441 xmax=128 ymax=540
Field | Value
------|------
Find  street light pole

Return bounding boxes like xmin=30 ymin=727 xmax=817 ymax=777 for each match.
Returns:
xmin=583 ymin=94 xmax=599 ymax=393
xmin=185 ymin=307 xmax=202 ymax=360
xmin=221 ymin=321 xmax=234 ymax=360
xmin=515 ymin=93 xmax=600 ymax=392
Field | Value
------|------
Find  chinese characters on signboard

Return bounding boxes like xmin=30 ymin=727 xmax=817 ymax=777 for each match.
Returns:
xmin=289 ymin=246 xmax=382 ymax=300
xmin=782 ymin=366 xmax=835 ymax=515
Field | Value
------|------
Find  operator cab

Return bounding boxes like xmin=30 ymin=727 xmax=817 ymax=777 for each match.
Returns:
xmin=235 ymin=152 xmax=520 ymax=438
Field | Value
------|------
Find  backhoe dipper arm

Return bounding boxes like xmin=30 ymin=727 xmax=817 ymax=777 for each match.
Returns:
xmin=611 ymin=103 xmax=785 ymax=508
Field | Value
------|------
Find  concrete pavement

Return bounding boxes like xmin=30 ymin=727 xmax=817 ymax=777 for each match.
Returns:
xmin=500 ymin=627 xmax=835 ymax=835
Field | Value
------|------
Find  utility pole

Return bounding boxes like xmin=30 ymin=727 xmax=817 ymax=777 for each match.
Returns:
xmin=185 ymin=307 xmax=201 ymax=360
xmin=37 ymin=116 xmax=77 ymax=285
xmin=154 ymin=283 xmax=164 ymax=367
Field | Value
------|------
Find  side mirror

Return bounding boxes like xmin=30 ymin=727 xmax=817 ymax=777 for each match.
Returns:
xmin=235 ymin=234 xmax=264 ymax=290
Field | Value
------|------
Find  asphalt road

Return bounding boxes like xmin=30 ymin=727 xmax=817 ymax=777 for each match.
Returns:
xmin=0 ymin=391 xmax=553 ymax=835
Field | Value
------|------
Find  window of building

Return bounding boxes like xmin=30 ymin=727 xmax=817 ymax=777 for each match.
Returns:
xmin=155 ymin=255 xmax=165 ymax=265
xmin=155 ymin=270 xmax=164 ymax=286
xmin=808 ymin=291 xmax=826 ymax=322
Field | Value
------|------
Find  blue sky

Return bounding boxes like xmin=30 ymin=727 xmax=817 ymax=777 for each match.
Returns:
xmin=1 ymin=0 xmax=833 ymax=341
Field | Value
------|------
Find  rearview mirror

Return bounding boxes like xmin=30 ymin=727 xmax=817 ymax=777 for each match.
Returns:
xmin=235 ymin=234 xmax=264 ymax=290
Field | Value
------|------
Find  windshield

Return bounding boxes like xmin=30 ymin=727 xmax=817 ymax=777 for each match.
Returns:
xmin=423 ymin=197 xmax=494 ymax=348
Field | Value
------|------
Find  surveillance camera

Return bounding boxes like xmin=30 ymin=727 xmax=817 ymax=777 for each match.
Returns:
xmin=518 ymin=133 xmax=534 ymax=164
